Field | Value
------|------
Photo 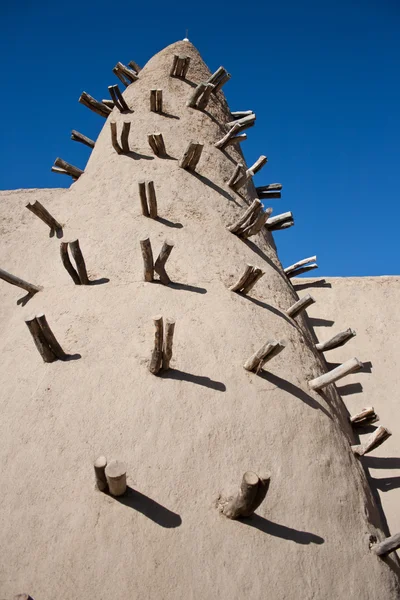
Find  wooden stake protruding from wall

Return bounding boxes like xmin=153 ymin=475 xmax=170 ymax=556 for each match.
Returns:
xmin=105 ymin=459 xmax=127 ymax=496
xmin=221 ymin=471 xmax=271 ymax=519
xmin=52 ymin=158 xmax=83 ymax=180
xmin=108 ymin=84 xmax=129 ymax=113
xmin=102 ymin=99 xmax=115 ymax=109
xmin=26 ymin=200 xmax=62 ymax=233
xmin=226 ymin=113 xmax=256 ymax=129
xmin=128 ymin=60 xmax=141 ymax=73
xmin=352 ymin=426 xmax=392 ymax=456
xmin=179 ymin=142 xmax=203 ymax=171
xmin=60 ymin=240 xmax=90 ymax=285
xmin=231 ymin=110 xmax=254 ymax=119
xmin=150 ymin=89 xmax=163 ymax=113
xmin=228 ymin=200 xmax=272 ymax=238
xmin=266 ymin=212 xmax=294 ymax=231
xmin=186 ymin=81 xmax=215 ymax=109
xmin=316 ymin=328 xmax=356 ymax=352
xmin=244 ymin=339 xmax=286 ymax=373
xmin=215 ymin=122 xmax=246 ymax=149
xmin=113 ymin=62 xmax=138 ymax=86
xmin=79 ymin=91 xmax=112 ymax=118
xmin=94 ymin=456 xmax=108 ymax=492
xmin=308 ymin=357 xmax=363 ymax=391
xmin=149 ymin=315 xmax=176 ymax=374
xmin=170 ymin=55 xmax=191 ymax=78
xmin=71 ymin=130 xmax=95 ymax=149
xmin=284 ymin=256 xmax=318 ymax=278
xmin=230 ymin=264 xmax=264 ymax=294
xmin=206 ymin=66 xmax=231 ymax=93
xmin=25 ymin=314 xmax=68 ymax=363
xmin=286 ymin=294 xmax=315 ymax=318
xmin=138 ymin=181 xmax=158 ymax=219
xmin=148 ymin=133 xmax=166 ymax=156
xmin=110 ymin=121 xmax=131 ymax=154
xmin=371 ymin=533 xmax=400 ymax=557
xmin=350 ymin=407 xmax=379 ymax=427
xmin=257 ymin=183 xmax=282 ymax=200
xmin=0 ymin=268 xmax=41 ymax=295
xmin=140 ymin=237 xmax=174 ymax=284
xmin=231 ymin=156 xmax=268 ymax=191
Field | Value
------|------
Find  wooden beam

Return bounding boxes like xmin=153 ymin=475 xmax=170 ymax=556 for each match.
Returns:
xmin=227 ymin=161 xmax=244 ymax=187
xmin=240 ymin=207 xmax=272 ymax=238
xmin=215 ymin=122 xmax=242 ymax=149
xmin=26 ymin=200 xmax=62 ymax=232
xmin=213 ymin=71 xmax=231 ymax=93
xmin=0 ymin=268 xmax=41 ymax=294
xmin=147 ymin=181 xmax=158 ymax=219
xmin=60 ymin=242 xmax=81 ymax=285
xmin=227 ymin=113 xmax=256 ymax=128
xmin=197 ymin=83 xmax=215 ymax=110
xmin=186 ymin=82 xmax=207 ymax=108
xmin=169 ymin=55 xmax=179 ymax=76
xmin=150 ymin=89 xmax=163 ymax=113
xmin=114 ymin=61 xmax=138 ymax=83
xmin=69 ymin=239 xmax=90 ymax=285
xmin=371 ymin=533 xmax=400 ymax=557
xmin=156 ymin=89 xmax=163 ymax=113
xmin=241 ymin=267 xmax=264 ymax=294
xmin=71 ymin=130 xmax=95 ymax=148
xmin=138 ymin=181 xmax=149 ymax=217
xmin=113 ymin=67 xmax=131 ymax=87
xmin=231 ymin=110 xmax=254 ymax=119
xmin=150 ymin=315 xmax=163 ymax=374
xmin=36 ymin=313 xmax=67 ymax=360
xmin=162 ymin=318 xmax=176 ymax=370
xmin=256 ymin=183 xmax=282 ymax=193
xmin=51 ymin=166 xmax=69 ymax=176
xmin=25 ymin=317 xmax=56 ymax=363
xmin=288 ymin=264 xmax=318 ymax=278
xmin=309 ymin=357 xmax=363 ymax=391
xmin=232 ymin=156 xmax=268 ymax=191
xmin=223 ymin=133 xmax=247 ymax=147
xmin=227 ymin=199 xmax=261 ymax=233
xmin=120 ymin=122 xmax=131 ymax=153
xmin=182 ymin=56 xmax=191 ymax=78
xmin=128 ymin=60 xmax=141 ymax=73
xmin=154 ymin=240 xmax=174 ymax=285
xmin=352 ymin=426 xmax=392 ymax=456
xmin=94 ymin=456 xmax=108 ymax=492
xmin=286 ymin=294 xmax=315 ymax=318
xmin=102 ymin=99 xmax=114 ymax=108
xmin=148 ymin=133 xmax=166 ymax=156
xmin=105 ymin=459 xmax=127 ymax=496
xmin=259 ymin=191 xmax=281 ymax=200
xmin=140 ymin=237 xmax=154 ymax=282
xmin=266 ymin=212 xmax=293 ymax=231
xmin=284 ymin=256 xmax=317 ymax=276
xmin=244 ymin=339 xmax=286 ymax=373
xmin=222 ymin=472 xmax=271 ymax=519
xmin=53 ymin=158 xmax=83 ymax=180
xmin=179 ymin=142 xmax=203 ymax=171
xmin=108 ymin=84 xmax=129 ymax=113
xmin=79 ymin=91 xmax=111 ymax=118
xmin=230 ymin=264 xmax=254 ymax=292
xmin=110 ymin=121 xmax=122 ymax=154
xmin=316 ymin=329 xmax=356 ymax=352
xmin=350 ymin=407 xmax=379 ymax=426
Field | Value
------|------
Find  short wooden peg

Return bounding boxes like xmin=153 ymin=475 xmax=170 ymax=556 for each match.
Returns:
xmin=105 ymin=459 xmax=127 ymax=496
xmin=221 ymin=471 xmax=271 ymax=519
xmin=351 ymin=426 xmax=392 ymax=456
xmin=244 ymin=339 xmax=286 ymax=373
xmin=286 ymin=294 xmax=315 ymax=318
xmin=94 ymin=456 xmax=108 ymax=492
xmin=371 ymin=533 xmax=400 ymax=557
xmin=309 ymin=357 xmax=363 ymax=391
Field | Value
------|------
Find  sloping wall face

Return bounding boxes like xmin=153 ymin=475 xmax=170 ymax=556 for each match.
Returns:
xmin=0 ymin=42 xmax=399 ymax=599
xmin=303 ymin=276 xmax=400 ymax=556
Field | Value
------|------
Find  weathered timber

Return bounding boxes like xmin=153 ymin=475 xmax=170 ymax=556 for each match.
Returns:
xmin=286 ymin=294 xmax=315 ymax=318
xmin=148 ymin=133 xmax=166 ymax=156
xmin=114 ymin=62 xmax=138 ymax=83
xmin=36 ymin=313 xmax=67 ymax=360
xmin=60 ymin=242 xmax=81 ymax=285
xmin=0 ymin=268 xmax=41 ymax=294
xmin=230 ymin=264 xmax=255 ymax=292
xmin=162 ymin=318 xmax=176 ymax=370
xmin=128 ymin=60 xmax=141 ymax=73
xmin=197 ymin=83 xmax=215 ymax=110
xmin=105 ymin=460 xmax=127 ymax=496
xmin=26 ymin=200 xmax=62 ymax=232
xmin=110 ymin=121 xmax=122 ymax=154
xmin=213 ymin=71 xmax=231 ymax=94
xmin=51 ymin=167 xmax=69 ymax=176
xmin=69 ymin=239 xmax=90 ymax=285
xmin=231 ymin=110 xmax=254 ymax=119
xmin=244 ymin=339 xmax=286 ymax=373
xmin=228 ymin=199 xmax=262 ymax=233
xmin=25 ymin=316 xmax=56 ymax=363
xmin=169 ymin=55 xmax=179 ymax=76
xmin=170 ymin=55 xmax=189 ymax=77
xmin=215 ymin=122 xmax=242 ymax=150
xmin=309 ymin=357 xmax=363 ymax=391
xmin=179 ymin=142 xmax=203 ymax=171
xmin=186 ymin=82 xmax=207 ymax=108
xmin=288 ymin=264 xmax=318 ymax=278
xmin=240 ymin=207 xmax=272 ymax=238
xmin=259 ymin=192 xmax=282 ymax=200
xmin=113 ymin=66 xmax=130 ymax=87
xmin=266 ymin=212 xmax=294 ymax=231
xmin=138 ymin=181 xmax=149 ymax=217
xmin=140 ymin=237 xmax=154 ymax=282
xmin=147 ymin=181 xmax=158 ymax=219
xmin=150 ymin=315 xmax=163 ymax=374
xmin=222 ymin=471 xmax=271 ymax=519
xmin=53 ymin=158 xmax=83 ymax=180
xmin=316 ymin=329 xmax=356 ymax=352
xmin=94 ymin=456 xmax=108 ymax=492
xmin=350 ymin=407 xmax=379 ymax=426
xmin=227 ymin=113 xmax=256 ymax=128
xmin=371 ymin=533 xmax=400 ymax=557
xmin=232 ymin=155 xmax=268 ymax=191
xmin=181 ymin=56 xmax=191 ymax=78
xmin=102 ymin=99 xmax=115 ymax=109
xmin=156 ymin=89 xmax=163 ymax=112
xmin=224 ymin=133 xmax=247 ymax=147
xmin=241 ymin=267 xmax=264 ymax=294
xmin=108 ymin=84 xmax=129 ymax=112
xmin=207 ymin=66 xmax=230 ymax=92
xmin=352 ymin=426 xmax=392 ymax=456
xmin=71 ymin=130 xmax=95 ymax=148
xmin=175 ymin=57 xmax=185 ymax=77
xmin=79 ymin=91 xmax=111 ymax=118
xmin=120 ymin=122 xmax=131 ymax=153
xmin=284 ymin=256 xmax=317 ymax=276
xmin=150 ymin=89 xmax=163 ymax=113
xmin=227 ymin=162 xmax=244 ymax=188
xmin=256 ymin=183 xmax=282 ymax=193
xmin=154 ymin=240 xmax=174 ymax=285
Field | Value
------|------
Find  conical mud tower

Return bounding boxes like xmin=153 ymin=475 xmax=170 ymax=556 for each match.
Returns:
xmin=1 ymin=41 xmax=399 ymax=599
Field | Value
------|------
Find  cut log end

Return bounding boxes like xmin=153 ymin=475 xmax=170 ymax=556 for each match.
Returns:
xmin=105 ymin=460 xmax=127 ymax=496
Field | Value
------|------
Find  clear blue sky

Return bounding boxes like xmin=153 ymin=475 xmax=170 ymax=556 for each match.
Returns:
xmin=0 ymin=0 xmax=399 ymax=276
